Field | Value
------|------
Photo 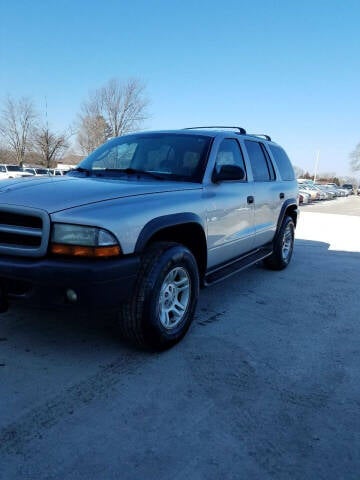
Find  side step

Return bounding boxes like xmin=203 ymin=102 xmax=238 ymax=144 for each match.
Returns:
xmin=204 ymin=246 xmax=273 ymax=286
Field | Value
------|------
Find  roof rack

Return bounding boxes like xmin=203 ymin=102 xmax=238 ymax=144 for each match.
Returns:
xmin=184 ymin=126 xmax=247 ymax=135
xmin=250 ymin=134 xmax=272 ymax=141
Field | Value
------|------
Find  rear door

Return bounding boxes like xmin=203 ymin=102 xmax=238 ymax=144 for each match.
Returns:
xmin=243 ymin=139 xmax=281 ymax=248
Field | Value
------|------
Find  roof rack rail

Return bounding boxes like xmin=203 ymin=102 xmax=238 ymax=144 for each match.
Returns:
xmin=250 ymin=134 xmax=272 ymax=141
xmin=184 ymin=126 xmax=247 ymax=135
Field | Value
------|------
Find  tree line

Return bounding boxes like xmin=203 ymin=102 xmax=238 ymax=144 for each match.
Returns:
xmin=0 ymin=78 xmax=149 ymax=168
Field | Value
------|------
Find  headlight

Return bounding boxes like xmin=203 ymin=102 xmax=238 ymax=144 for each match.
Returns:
xmin=50 ymin=223 xmax=121 ymax=258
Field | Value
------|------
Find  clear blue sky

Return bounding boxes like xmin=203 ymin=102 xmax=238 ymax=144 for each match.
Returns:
xmin=1 ymin=0 xmax=359 ymax=177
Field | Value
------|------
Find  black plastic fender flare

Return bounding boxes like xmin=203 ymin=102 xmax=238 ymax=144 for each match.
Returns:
xmin=275 ymin=198 xmax=298 ymax=240
xmin=135 ymin=212 xmax=205 ymax=253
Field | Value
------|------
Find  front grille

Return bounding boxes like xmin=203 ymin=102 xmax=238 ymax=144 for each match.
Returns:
xmin=0 ymin=231 xmax=41 ymax=247
xmin=0 ymin=206 xmax=50 ymax=257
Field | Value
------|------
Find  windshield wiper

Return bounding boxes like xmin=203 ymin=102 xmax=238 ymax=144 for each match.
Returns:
xmin=104 ymin=168 xmax=164 ymax=180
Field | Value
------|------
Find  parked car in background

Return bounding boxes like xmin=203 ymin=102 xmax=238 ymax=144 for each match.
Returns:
xmin=298 ymin=192 xmax=309 ymax=204
xmin=24 ymin=167 xmax=51 ymax=176
xmin=0 ymin=164 xmax=33 ymax=178
xmin=333 ymin=186 xmax=349 ymax=197
xmin=49 ymin=168 xmax=69 ymax=176
xmin=316 ymin=184 xmax=337 ymax=199
xmin=0 ymin=168 xmax=7 ymax=180
xmin=311 ymin=184 xmax=330 ymax=200
xmin=325 ymin=183 xmax=351 ymax=196
xmin=327 ymin=183 xmax=341 ymax=194
xmin=342 ymin=184 xmax=354 ymax=194
xmin=315 ymin=186 xmax=328 ymax=200
xmin=298 ymin=189 xmax=311 ymax=204
xmin=298 ymin=183 xmax=320 ymax=201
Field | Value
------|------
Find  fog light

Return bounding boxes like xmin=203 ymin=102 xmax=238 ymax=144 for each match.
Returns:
xmin=66 ymin=289 xmax=78 ymax=303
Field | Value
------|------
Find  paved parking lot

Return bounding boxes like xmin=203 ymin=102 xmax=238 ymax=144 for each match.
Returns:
xmin=0 ymin=197 xmax=359 ymax=480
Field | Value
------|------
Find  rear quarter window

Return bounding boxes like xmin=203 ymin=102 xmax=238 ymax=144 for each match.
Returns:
xmin=269 ymin=145 xmax=295 ymax=181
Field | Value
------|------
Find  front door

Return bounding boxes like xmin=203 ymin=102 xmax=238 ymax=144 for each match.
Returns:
xmin=206 ymin=138 xmax=255 ymax=269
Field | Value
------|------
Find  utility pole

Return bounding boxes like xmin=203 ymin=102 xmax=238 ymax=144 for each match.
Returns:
xmin=313 ymin=150 xmax=320 ymax=183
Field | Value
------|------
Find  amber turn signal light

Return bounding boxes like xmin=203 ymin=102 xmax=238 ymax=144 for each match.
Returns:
xmin=51 ymin=243 xmax=121 ymax=258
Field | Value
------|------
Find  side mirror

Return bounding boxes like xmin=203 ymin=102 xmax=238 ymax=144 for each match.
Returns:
xmin=212 ymin=164 xmax=245 ymax=183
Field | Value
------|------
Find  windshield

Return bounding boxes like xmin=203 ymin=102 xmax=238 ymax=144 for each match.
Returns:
xmin=74 ymin=133 xmax=212 ymax=182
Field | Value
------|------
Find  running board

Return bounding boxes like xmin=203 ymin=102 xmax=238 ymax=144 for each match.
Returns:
xmin=204 ymin=246 xmax=273 ymax=286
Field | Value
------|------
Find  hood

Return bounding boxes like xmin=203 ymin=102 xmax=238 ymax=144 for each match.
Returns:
xmin=0 ymin=175 xmax=200 ymax=213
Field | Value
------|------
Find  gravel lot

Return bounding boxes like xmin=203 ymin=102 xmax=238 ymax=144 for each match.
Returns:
xmin=0 ymin=196 xmax=359 ymax=480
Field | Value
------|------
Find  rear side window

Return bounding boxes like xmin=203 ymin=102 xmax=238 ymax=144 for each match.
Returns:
xmin=269 ymin=145 xmax=295 ymax=181
xmin=244 ymin=140 xmax=275 ymax=181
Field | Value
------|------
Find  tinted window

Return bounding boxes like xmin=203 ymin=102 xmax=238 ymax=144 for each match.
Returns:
xmin=215 ymin=139 xmax=247 ymax=180
xmin=244 ymin=140 xmax=272 ymax=181
xmin=269 ymin=144 xmax=295 ymax=181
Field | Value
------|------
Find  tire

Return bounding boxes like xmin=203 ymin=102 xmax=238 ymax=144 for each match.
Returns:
xmin=264 ymin=216 xmax=295 ymax=270
xmin=118 ymin=242 xmax=199 ymax=350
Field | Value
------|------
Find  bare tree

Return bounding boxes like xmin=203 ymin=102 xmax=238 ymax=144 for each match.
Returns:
xmin=0 ymin=96 xmax=37 ymax=166
xmin=33 ymin=126 xmax=71 ymax=168
xmin=100 ymin=78 xmax=148 ymax=136
xmin=77 ymin=115 xmax=112 ymax=155
xmin=0 ymin=146 xmax=13 ymax=163
xmin=350 ymin=143 xmax=360 ymax=172
xmin=77 ymin=78 xmax=149 ymax=153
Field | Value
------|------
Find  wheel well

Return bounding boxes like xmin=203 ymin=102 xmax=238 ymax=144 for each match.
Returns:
xmin=145 ymin=223 xmax=207 ymax=277
xmin=285 ymin=205 xmax=298 ymax=227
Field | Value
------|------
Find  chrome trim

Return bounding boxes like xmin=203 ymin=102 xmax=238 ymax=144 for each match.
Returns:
xmin=0 ymin=205 xmax=50 ymax=257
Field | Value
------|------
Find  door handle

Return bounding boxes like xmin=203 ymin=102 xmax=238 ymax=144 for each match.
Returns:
xmin=279 ymin=192 xmax=285 ymax=199
xmin=247 ymin=196 xmax=254 ymax=204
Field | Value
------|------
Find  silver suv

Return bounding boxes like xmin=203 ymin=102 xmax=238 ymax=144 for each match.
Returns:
xmin=0 ymin=127 xmax=298 ymax=349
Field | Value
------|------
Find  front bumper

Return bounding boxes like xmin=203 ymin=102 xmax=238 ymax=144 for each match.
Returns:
xmin=0 ymin=254 xmax=140 ymax=310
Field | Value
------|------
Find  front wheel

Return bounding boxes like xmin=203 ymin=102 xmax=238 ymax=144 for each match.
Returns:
xmin=118 ymin=242 xmax=199 ymax=350
xmin=264 ymin=216 xmax=295 ymax=270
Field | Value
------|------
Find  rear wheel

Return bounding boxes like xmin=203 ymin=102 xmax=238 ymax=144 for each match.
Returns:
xmin=264 ymin=216 xmax=295 ymax=270
xmin=118 ymin=242 xmax=199 ymax=350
